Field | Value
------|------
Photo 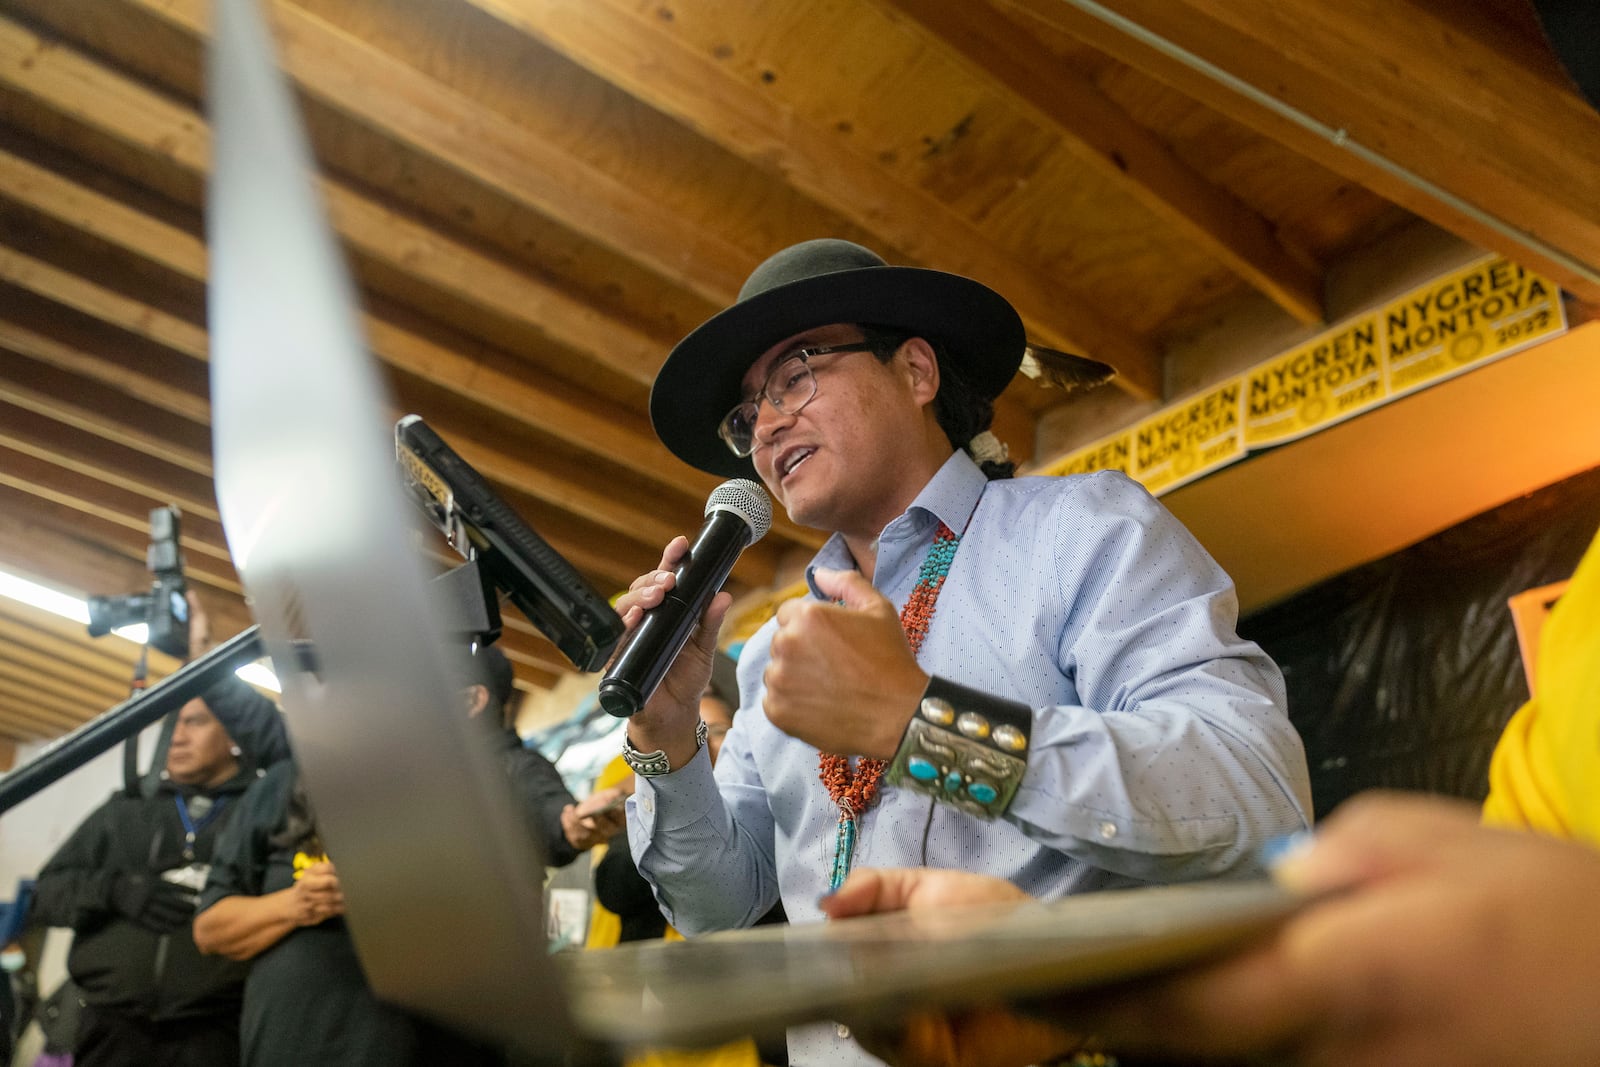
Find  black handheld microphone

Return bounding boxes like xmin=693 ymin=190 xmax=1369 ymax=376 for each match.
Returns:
xmin=598 ymin=479 xmax=771 ymax=717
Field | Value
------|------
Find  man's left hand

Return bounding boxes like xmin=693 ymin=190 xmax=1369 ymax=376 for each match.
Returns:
xmin=764 ymin=568 xmax=927 ymax=759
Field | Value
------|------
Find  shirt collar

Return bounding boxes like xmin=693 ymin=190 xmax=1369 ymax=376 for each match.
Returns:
xmin=904 ymin=449 xmax=988 ymax=536
xmin=806 ymin=450 xmax=987 ymax=594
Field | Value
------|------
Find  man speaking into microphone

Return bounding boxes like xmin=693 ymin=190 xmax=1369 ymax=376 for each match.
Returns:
xmin=599 ymin=479 xmax=770 ymax=720
xmin=613 ymin=240 xmax=1313 ymax=1067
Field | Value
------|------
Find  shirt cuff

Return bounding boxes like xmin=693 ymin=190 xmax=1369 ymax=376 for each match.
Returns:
xmin=630 ymin=741 xmax=720 ymax=833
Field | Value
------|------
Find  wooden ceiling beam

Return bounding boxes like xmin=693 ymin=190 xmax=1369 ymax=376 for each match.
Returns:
xmin=0 ymin=337 xmax=213 ymax=473
xmin=1002 ymin=0 xmax=1600 ymax=304
xmin=0 ymin=401 xmax=220 ymax=522
xmin=0 ymin=643 xmax=129 ymax=710
xmin=0 ymin=442 xmax=224 ymax=550
xmin=0 ymin=695 xmax=81 ymax=739
xmin=0 ymin=305 xmax=754 ymax=580
xmin=362 ymin=310 xmax=700 ymax=494
xmin=460 ymin=0 xmax=1162 ymax=399
xmin=0 ymin=307 xmax=756 ymax=583
xmin=1 ymin=19 xmax=657 ymax=456
xmin=0 ymin=148 xmax=815 ymax=558
xmin=323 ymin=177 xmax=668 ymax=394
xmin=0 ymin=142 xmax=212 ymax=312
xmin=0 ymin=13 xmax=202 ymax=185
xmin=0 ymin=324 xmax=703 ymax=596
xmin=0 ymin=665 xmax=115 ymax=727
xmin=0 ymin=671 xmax=126 ymax=723
xmin=0 ymin=316 xmax=210 ymax=425
xmin=0 ymin=453 xmax=237 ymax=572
xmin=111 ymin=0 xmax=757 ymax=308
xmin=0 ymin=720 xmax=52 ymax=747
xmin=0 ymin=127 xmax=669 ymax=394
xmin=0 ymin=486 xmax=243 ymax=598
xmin=877 ymin=0 xmax=1324 ymax=326
xmin=0 ymin=336 xmax=671 ymax=624
xmin=0 ymin=15 xmax=820 ymax=549
xmin=0 ymin=244 xmax=209 ymax=363
xmin=0 ymin=265 xmax=800 ymax=575
xmin=0 ymin=609 xmax=168 ymax=688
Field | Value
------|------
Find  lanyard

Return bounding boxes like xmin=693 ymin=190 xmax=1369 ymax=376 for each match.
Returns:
xmin=173 ymin=794 xmax=228 ymax=861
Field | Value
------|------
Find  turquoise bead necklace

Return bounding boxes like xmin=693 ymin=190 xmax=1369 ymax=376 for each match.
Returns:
xmin=820 ymin=521 xmax=961 ymax=892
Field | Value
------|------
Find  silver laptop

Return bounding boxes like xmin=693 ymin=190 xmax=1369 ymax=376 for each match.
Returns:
xmin=204 ymin=0 xmax=1302 ymax=1059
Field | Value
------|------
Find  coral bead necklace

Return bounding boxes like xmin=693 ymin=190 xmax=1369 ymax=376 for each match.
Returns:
xmin=820 ymin=521 xmax=960 ymax=891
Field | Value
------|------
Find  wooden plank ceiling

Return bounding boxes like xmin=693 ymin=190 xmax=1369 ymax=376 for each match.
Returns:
xmin=0 ymin=0 xmax=1596 ymax=747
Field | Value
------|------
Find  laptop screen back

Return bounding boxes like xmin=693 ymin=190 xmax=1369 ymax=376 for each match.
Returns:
xmin=205 ymin=0 xmax=574 ymax=1052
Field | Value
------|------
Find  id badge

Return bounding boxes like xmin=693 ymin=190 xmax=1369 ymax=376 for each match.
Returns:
xmin=160 ymin=863 xmax=211 ymax=893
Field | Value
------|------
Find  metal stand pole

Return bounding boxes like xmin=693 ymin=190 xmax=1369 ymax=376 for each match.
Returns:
xmin=0 ymin=627 xmax=264 ymax=815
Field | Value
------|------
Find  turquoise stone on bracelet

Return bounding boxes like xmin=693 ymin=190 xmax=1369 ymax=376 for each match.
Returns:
xmin=907 ymin=756 xmax=939 ymax=782
xmin=967 ymin=781 xmax=999 ymax=804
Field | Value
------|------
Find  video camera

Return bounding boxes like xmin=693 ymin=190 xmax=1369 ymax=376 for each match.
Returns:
xmin=86 ymin=505 xmax=190 ymax=659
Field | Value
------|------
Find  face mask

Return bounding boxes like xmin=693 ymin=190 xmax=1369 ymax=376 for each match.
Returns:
xmin=0 ymin=950 xmax=24 ymax=973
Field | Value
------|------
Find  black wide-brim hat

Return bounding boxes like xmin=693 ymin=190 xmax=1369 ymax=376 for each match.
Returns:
xmin=650 ymin=239 xmax=1026 ymax=479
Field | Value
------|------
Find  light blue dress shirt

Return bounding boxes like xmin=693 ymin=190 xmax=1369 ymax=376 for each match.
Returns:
xmin=630 ymin=451 xmax=1312 ymax=1065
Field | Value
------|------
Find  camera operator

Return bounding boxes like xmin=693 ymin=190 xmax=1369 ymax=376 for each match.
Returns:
xmin=30 ymin=594 xmax=289 ymax=1067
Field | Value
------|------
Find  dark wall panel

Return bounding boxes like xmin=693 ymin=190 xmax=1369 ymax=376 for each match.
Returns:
xmin=1241 ymin=465 xmax=1600 ymax=819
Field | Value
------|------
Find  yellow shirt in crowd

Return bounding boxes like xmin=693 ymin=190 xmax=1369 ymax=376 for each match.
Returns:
xmin=1482 ymin=528 xmax=1600 ymax=843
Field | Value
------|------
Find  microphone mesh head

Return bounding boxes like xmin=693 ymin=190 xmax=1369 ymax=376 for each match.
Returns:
xmin=706 ymin=479 xmax=773 ymax=543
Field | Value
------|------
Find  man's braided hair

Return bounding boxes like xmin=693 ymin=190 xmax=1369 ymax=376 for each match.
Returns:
xmin=859 ymin=323 xmax=1016 ymax=480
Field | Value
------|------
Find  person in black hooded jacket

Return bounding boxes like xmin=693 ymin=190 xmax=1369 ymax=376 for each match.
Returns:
xmin=191 ymin=642 xmax=625 ymax=1067
xmin=32 ymin=649 xmax=288 ymax=1067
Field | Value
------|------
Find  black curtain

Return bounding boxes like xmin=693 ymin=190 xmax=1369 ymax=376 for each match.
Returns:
xmin=1240 ymin=464 xmax=1600 ymax=819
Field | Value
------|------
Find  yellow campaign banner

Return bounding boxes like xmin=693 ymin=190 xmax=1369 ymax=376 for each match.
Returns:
xmin=1384 ymin=256 xmax=1565 ymax=395
xmin=1036 ymin=255 xmax=1566 ymax=495
xmin=1042 ymin=429 xmax=1134 ymax=478
xmin=1243 ymin=313 xmax=1384 ymax=448
xmin=1132 ymin=380 xmax=1245 ymax=494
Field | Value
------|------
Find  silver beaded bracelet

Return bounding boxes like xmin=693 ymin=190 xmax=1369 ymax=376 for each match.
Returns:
xmin=622 ymin=718 xmax=709 ymax=778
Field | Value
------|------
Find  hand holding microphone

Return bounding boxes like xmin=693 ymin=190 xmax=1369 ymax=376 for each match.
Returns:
xmin=600 ymin=479 xmax=771 ymax=719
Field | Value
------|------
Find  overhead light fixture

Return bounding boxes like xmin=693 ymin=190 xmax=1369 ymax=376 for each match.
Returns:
xmin=0 ymin=570 xmax=91 ymax=624
xmin=0 ymin=566 xmax=280 ymax=692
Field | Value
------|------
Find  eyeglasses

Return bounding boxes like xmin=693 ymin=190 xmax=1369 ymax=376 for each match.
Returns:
xmin=717 ymin=342 xmax=878 ymax=457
